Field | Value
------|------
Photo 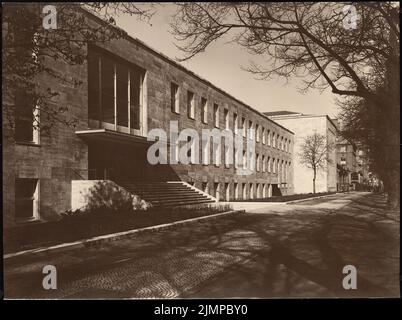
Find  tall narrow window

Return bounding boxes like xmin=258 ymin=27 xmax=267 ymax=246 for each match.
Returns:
xmin=14 ymin=91 xmax=38 ymax=143
xmin=215 ymin=183 xmax=220 ymax=200
xmin=262 ymin=128 xmax=266 ymax=144
xmin=116 ymin=63 xmax=128 ymax=127
xmin=256 ymin=125 xmax=260 ymax=142
xmin=201 ymin=97 xmax=207 ymax=123
xmin=250 ymin=183 xmax=254 ymax=199
xmin=171 ymin=82 xmax=179 ymax=113
xmin=262 ymin=155 xmax=266 ymax=172
xmin=202 ymin=137 xmax=210 ymax=165
xmin=214 ymin=103 xmax=219 ymax=127
xmin=249 ymin=121 xmax=254 ymax=140
xmin=224 ymin=109 xmax=229 ymax=130
xmin=213 ymin=140 xmax=221 ymax=167
xmin=267 ymin=157 xmax=271 ymax=173
xmin=256 ymin=153 xmax=260 ymax=172
xmin=225 ymin=183 xmax=230 ymax=201
xmin=187 ymin=90 xmax=195 ymax=119
xmin=242 ymin=183 xmax=247 ymax=199
xmin=234 ymin=183 xmax=239 ymax=199
xmin=267 ymin=130 xmax=271 ymax=146
xmin=234 ymin=113 xmax=238 ymax=134
xmin=130 ymin=69 xmax=142 ymax=130
xmin=15 ymin=178 xmax=39 ymax=221
xmin=242 ymin=117 xmax=246 ymax=137
xmin=88 ymin=46 xmax=144 ymax=131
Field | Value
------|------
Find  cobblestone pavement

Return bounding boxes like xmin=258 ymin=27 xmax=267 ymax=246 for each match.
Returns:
xmin=4 ymin=192 xmax=400 ymax=298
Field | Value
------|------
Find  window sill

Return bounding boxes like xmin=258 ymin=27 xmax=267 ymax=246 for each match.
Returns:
xmin=15 ymin=217 xmax=41 ymax=225
xmin=16 ymin=141 xmax=41 ymax=147
xmin=171 ymin=110 xmax=180 ymax=115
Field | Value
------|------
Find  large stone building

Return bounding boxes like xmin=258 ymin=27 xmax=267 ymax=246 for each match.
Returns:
xmin=3 ymin=7 xmax=294 ymax=227
xmin=265 ymin=111 xmax=338 ymax=194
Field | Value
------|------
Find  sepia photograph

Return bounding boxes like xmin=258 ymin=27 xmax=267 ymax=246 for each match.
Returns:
xmin=1 ymin=2 xmax=400 ymax=303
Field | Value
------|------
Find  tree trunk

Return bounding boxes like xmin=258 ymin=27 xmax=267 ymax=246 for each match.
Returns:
xmin=313 ymin=168 xmax=316 ymax=194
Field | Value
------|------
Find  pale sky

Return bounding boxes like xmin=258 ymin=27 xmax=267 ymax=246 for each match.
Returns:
xmin=115 ymin=4 xmax=339 ymax=118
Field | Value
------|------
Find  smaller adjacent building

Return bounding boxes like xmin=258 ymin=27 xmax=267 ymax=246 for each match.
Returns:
xmin=265 ymin=111 xmax=338 ymax=194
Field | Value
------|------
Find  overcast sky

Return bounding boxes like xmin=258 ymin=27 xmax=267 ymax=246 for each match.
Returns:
xmin=115 ymin=4 xmax=339 ymax=118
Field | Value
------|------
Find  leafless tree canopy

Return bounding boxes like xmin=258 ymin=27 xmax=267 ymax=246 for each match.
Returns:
xmin=171 ymin=2 xmax=400 ymax=207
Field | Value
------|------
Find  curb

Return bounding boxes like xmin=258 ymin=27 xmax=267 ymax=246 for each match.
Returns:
xmin=285 ymin=192 xmax=340 ymax=204
xmin=4 ymin=209 xmax=245 ymax=261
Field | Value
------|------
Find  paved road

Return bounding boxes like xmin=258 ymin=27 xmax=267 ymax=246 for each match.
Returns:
xmin=4 ymin=192 xmax=400 ymax=298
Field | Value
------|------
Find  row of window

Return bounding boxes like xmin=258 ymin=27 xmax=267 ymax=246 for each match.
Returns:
xmin=15 ymin=178 xmax=39 ymax=222
xmin=202 ymin=182 xmax=287 ymax=201
xmin=171 ymin=82 xmax=292 ymax=153
xmin=174 ymin=138 xmax=291 ymax=176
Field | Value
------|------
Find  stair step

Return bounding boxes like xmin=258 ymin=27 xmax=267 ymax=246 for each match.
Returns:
xmin=151 ymin=196 xmax=210 ymax=204
xmin=139 ymin=194 xmax=207 ymax=200
xmin=116 ymin=181 xmax=215 ymax=208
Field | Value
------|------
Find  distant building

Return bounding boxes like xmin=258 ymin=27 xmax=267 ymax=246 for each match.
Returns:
xmin=332 ymin=119 xmax=369 ymax=191
xmin=265 ymin=111 xmax=338 ymax=194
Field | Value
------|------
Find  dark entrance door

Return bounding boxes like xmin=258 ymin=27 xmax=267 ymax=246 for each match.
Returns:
xmin=88 ymin=141 xmax=148 ymax=181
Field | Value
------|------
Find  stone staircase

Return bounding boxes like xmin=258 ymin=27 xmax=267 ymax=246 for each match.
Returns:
xmin=118 ymin=181 xmax=216 ymax=208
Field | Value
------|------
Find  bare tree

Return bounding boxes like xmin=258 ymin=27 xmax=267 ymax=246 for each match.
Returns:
xmin=170 ymin=2 xmax=400 ymax=208
xmin=299 ymin=133 xmax=333 ymax=194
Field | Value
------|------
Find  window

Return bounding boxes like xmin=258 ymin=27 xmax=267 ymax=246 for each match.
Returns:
xmin=257 ymin=184 xmax=261 ymax=198
xmin=277 ymin=134 xmax=280 ymax=148
xmin=272 ymin=158 xmax=276 ymax=173
xmin=201 ymin=97 xmax=208 ymax=123
xmin=256 ymin=125 xmax=260 ymax=142
xmin=202 ymin=182 xmax=209 ymax=194
xmin=267 ymin=130 xmax=271 ymax=146
xmin=224 ymin=109 xmax=229 ymax=130
xmin=340 ymin=156 xmax=346 ymax=165
xmin=242 ymin=183 xmax=247 ymax=200
xmin=340 ymin=146 xmax=347 ymax=153
xmin=171 ymin=83 xmax=179 ymax=113
xmin=234 ymin=183 xmax=239 ymax=199
xmin=267 ymin=157 xmax=271 ymax=173
xmin=234 ymin=113 xmax=238 ymax=134
xmin=214 ymin=183 xmax=220 ymax=200
xmin=250 ymin=183 xmax=254 ymax=199
xmin=15 ymin=178 xmax=39 ymax=221
xmin=272 ymin=132 xmax=275 ymax=147
xmin=88 ymin=46 xmax=144 ymax=131
xmin=14 ymin=91 xmax=39 ymax=144
xmin=242 ymin=117 xmax=246 ymax=137
xmin=213 ymin=140 xmax=221 ymax=167
xmin=262 ymin=155 xmax=266 ymax=172
xmin=248 ymin=121 xmax=254 ymax=140
xmin=187 ymin=90 xmax=195 ymax=119
xmin=242 ymin=150 xmax=247 ymax=169
xmin=214 ymin=103 xmax=219 ymax=127
xmin=262 ymin=128 xmax=266 ymax=144
xmin=202 ymin=137 xmax=210 ymax=165
xmin=256 ymin=153 xmax=260 ymax=172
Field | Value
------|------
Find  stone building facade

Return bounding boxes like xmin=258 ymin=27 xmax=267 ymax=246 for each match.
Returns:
xmin=265 ymin=112 xmax=337 ymax=194
xmin=3 ymin=8 xmax=294 ymax=227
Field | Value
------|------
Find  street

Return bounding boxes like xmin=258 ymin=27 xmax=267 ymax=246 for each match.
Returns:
xmin=4 ymin=192 xmax=400 ymax=298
